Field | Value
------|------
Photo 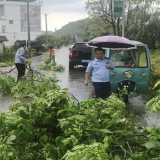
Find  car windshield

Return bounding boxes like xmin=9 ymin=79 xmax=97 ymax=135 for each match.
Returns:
xmin=74 ymin=43 xmax=89 ymax=49
xmin=109 ymin=46 xmax=148 ymax=67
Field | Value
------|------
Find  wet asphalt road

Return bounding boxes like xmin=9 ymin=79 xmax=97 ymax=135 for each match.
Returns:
xmin=0 ymin=46 xmax=94 ymax=112
xmin=31 ymin=46 xmax=95 ymax=101
xmin=1 ymin=46 xmax=160 ymax=127
xmin=52 ymin=46 xmax=94 ymax=101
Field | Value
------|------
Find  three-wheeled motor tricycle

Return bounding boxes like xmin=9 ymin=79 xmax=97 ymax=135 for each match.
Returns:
xmin=91 ymin=40 xmax=151 ymax=102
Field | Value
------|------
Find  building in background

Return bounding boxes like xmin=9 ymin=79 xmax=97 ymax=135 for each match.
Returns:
xmin=0 ymin=0 xmax=42 ymax=47
xmin=0 ymin=36 xmax=8 ymax=52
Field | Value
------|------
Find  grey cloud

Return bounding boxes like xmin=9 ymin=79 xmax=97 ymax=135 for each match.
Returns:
xmin=41 ymin=0 xmax=87 ymax=14
xmin=41 ymin=0 xmax=80 ymax=6
xmin=42 ymin=4 xmax=86 ymax=13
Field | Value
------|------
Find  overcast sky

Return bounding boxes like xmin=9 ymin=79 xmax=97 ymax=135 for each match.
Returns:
xmin=40 ymin=0 xmax=88 ymax=31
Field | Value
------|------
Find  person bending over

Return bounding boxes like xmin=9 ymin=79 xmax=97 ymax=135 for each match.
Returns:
xmin=49 ymin=46 xmax=55 ymax=63
xmin=15 ymin=43 xmax=28 ymax=81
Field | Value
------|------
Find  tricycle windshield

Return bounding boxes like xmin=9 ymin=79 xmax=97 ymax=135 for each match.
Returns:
xmin=108 ymin=46 xmax=148 ymax=67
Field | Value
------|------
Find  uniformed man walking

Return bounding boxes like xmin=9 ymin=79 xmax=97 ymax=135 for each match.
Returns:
xmin=85 ymin=47 xmax=115 ymax=99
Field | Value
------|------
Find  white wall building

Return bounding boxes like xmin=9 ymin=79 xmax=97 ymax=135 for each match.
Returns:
xmin=0 ymin=0 xmax=42 ymax=47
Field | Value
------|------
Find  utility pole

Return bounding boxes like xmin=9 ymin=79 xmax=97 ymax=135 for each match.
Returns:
xmin=45 ymin=13 xmax=48 ymax=47
xmin=27 ymin=0 xmax=31 ymax=58
xmin=122 ymin=0 xmax=125 ymax=37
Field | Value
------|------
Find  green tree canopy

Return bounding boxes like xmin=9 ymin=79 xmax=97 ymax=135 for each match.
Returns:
xmin=85 ymin=0 xmax=160 ymax=48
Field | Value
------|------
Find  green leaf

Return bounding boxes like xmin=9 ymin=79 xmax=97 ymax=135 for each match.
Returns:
xmin=39 ymin=135 xmax=48 ymax=145
xmin=116 ymin=118 xmax=126 ymax=123
xmin=55 ymin=136 xmax=64 ymax=146
xmin=43 ymin=117 xmax=49 ymax=124
xmin=117 ymin=140 xmax=126 ymax=147
xmin=89 ymin=157 xmax=99 ymax=160
xmin=72 ymin=145 xmax=86 ymax=151
xmin=93 ymin=111 xmax=98 ymax=119
xmin=154 ymin=80 xmax=160 ymax=89
xmin=8 ymin=135 xmax=16 ymax=141
xmin=57 ymin=109 xmax=75 ymax=116
xmin=88 ymin=139 xmax=96 ymax=144
xmin=19 ymin=109 xmax=29 ymax=119
xmin=115 ymin=154 xmax=121 ymax=160
xmin=97 ymin=129 xmax=113 ymax=134
xmin=8 ymin=152 xmax=13 ymax=156
xmin=99 ymin=153 xmax=109 ymax=159
xmin=145 ymin=141 xmax=157 ymax=149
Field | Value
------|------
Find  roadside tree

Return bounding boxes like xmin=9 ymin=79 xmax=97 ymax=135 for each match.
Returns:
xmin=85 ymin=0 xmax=160 ymax=48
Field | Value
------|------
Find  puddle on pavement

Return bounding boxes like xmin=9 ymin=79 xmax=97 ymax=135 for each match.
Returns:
xmin=56 ymin=66 xmax=94 ymax=101
xmin=126 ymin=92 xmax=160 ymax=128
xmin=0 ymin=92 xmax=15 ymax=113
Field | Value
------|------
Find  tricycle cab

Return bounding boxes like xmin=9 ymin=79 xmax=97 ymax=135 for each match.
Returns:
xmin=92 ymin=40 xmax=151 ymax=96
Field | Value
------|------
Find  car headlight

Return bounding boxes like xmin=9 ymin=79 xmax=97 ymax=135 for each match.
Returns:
xmin=124 ymin=71 xmax=133 ymax=79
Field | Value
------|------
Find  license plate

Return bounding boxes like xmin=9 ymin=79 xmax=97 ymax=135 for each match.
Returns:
xmin=81 ymin=60 xmax=91 ymax=63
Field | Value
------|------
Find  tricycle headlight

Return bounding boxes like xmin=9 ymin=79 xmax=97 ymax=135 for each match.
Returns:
xmin=124 ymin=71 xmax=133 ymax=79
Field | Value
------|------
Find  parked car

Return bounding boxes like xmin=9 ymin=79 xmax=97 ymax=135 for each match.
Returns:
xmin=69 ymin=42 xmax=92 ymax=70
xmin=15 ymin=40 xmax=26 ymax=48
xmin=15 ymin=40 xmax=37 ymax=48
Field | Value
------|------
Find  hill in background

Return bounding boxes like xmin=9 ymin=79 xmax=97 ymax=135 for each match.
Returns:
xmin=42 ymin=19 xmax=89 ymax=42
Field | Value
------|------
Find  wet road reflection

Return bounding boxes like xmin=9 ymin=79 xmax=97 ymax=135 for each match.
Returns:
xmin=127 ymin=92 xmax=160 ymax=127
xmin=54 ymin=46 xmax=94 ymax=101
xmin=0 ymin=92 xmax=15 ymax=113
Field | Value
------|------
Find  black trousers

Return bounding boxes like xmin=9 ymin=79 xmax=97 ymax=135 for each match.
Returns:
xmin=15 ymin=63 xmax=26 ymax=81
xmin=93 ymin=82 xmax=111 ymax=99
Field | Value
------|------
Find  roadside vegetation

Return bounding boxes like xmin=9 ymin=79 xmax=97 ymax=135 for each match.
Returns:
xmin=0 ymin=48 xmax=15 ymax=67
xmin=150 ymin=49 xmax=160 ymax=87
xmin=0 ymin=46 xmax=47 ymax=68
xmin=145 ymin=49 xmax=160 ymax=112
xmin=0 ymin=0 xmax=160 ymax=159
xmin=142 ymin=49 xmax=160 ymax=100
xmin=1 ymin=74 xmax=160 ymax=159
xmin=38 ymin=57 xmax=65 ymax=72
xmin=82 ymin=0 xmax=160 ymax=49
xmin=0 ymin=34 xmax=74 ymax=68
xmin=36 ymin=34 xmax=76 ymax=49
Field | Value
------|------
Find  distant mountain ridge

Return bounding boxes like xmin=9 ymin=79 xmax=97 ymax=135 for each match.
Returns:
xmin=42 ymin=19 xmax=88 ymax=41
xmin=59 ymin=19 xmax=87 ymax=34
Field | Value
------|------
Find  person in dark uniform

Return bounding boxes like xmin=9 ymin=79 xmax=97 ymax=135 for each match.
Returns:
xmin=85 ymin=47 xmax=115 ymax=99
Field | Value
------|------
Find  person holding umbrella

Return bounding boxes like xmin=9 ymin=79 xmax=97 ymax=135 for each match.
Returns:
xmin=85 ymin=47 xmax=115 ymax=99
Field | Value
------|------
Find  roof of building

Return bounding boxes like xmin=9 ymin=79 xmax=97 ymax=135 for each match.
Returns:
xmin=0 ymin=36 xmax=8 ymax=42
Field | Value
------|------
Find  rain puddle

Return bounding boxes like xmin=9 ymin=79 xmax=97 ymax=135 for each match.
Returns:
xmin=0 ymin=92 xmax=15 ymax=113
xmin=127 ymin=92 xmax=160 ymax=128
